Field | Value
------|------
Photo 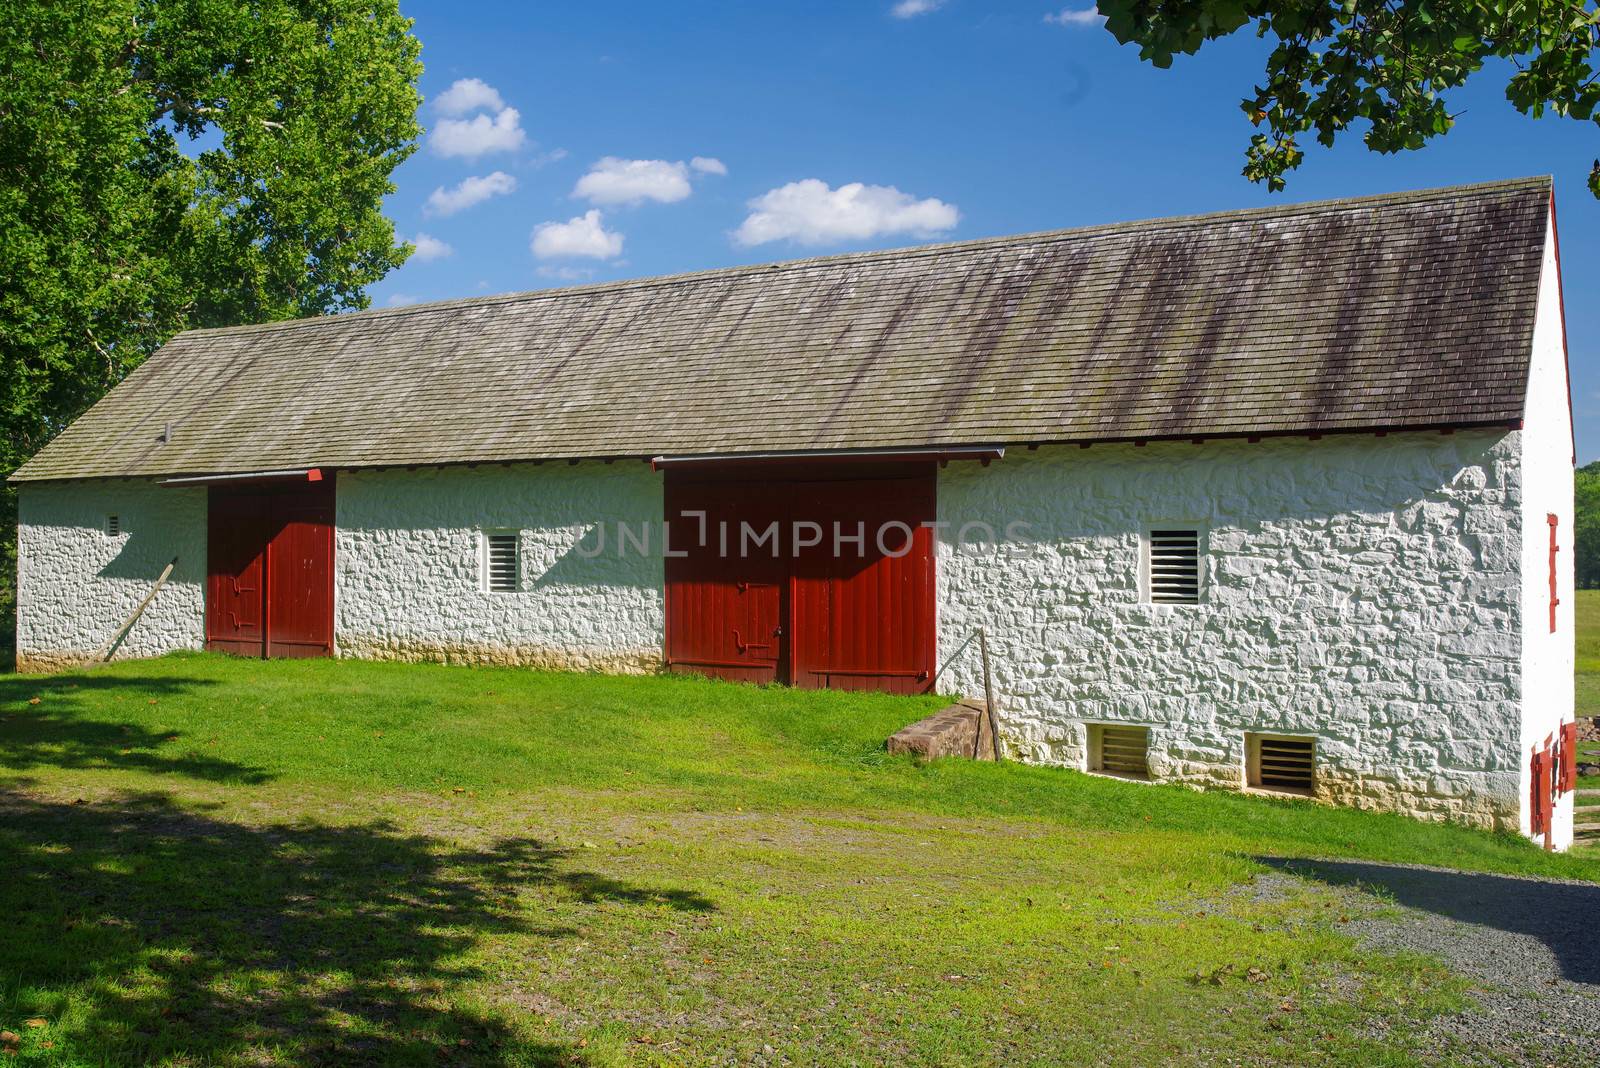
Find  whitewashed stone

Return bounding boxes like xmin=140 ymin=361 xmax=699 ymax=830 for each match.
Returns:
xmin=935 ymin=431 xmax=1530 ymax=831
xmin=333 ymin=463 xmax=664 ymax=671
xmin=15 ymin=481 xmax=207 ymax=670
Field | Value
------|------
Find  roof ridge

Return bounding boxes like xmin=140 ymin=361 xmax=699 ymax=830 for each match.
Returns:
xmin=175 ymin=175 xmax=1552 ymax=341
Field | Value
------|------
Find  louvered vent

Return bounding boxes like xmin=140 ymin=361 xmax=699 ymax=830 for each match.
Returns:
xmin=1148 ymin=528 xmax=1200 ymax=604
xmin=1250 ymin=734 xmax=1315 ymax=794
xmin=1092 ymin=724 xmax=1150 ymax=779
xmin=106 ymin=514 xmax=120 ymax=536
xmin=485 ymin=532 xmax=519 ymax=593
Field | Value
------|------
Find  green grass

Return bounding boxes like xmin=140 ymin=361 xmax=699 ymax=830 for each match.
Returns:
xmin=1575 ymin=590 xmax=1600 ymax=813
xmin=2 ymin=654 xmax=1597 ymax=1066
xmin=1577 ymin=589 xmax=1600 ymax=720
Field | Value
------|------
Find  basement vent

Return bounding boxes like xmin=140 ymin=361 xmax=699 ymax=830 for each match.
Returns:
xmin=106 ymin=514 xmax=120 ymax=536
xmin=1090 ymin=724 xmax=1150 ymax=779
xmin=1248 ymin=734 xmax=1316 ymax=795
xmin=484 ymin=531 xmax=520 ymax=593
xmin=1147 ymin=528 xmax=1201 ymax=604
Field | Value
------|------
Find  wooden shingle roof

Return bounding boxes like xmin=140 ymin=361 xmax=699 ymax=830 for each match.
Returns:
xmin=10 ymin=176 xmax=1552 ymax=483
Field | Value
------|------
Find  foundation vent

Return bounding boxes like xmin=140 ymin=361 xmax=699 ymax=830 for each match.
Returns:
xmin=485 ymin=532 xmax=520 ymax=593
xmin=105 ymin=514 xmax=120 ymax=537
xmin=1248 ymin=734 xmax=1315 ymax=794
xmin=1148 ymin=528 xmax=1200 ymax=604
xmin=1090 ymin=724 xmax=1150 ymax=779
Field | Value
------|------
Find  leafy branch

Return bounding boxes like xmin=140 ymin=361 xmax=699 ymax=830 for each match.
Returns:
xmin=1098 ymin=0 xmax=1600 ymax=196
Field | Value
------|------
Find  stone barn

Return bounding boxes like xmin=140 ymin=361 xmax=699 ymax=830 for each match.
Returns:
xmin=9 ymin=177 xmax=1579 ymax=847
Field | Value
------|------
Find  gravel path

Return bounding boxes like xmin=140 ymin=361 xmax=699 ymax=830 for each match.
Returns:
xmin=1258 ymin=859 xmax=1600 ymax=1066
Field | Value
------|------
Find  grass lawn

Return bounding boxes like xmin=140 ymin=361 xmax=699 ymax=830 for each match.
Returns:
xmin=1576 ymin=589 xmax=1600 ymax=724
xmin=3 ymin=654 xmax=1599 ymax=1066
xmin=1576 ymin=591 xmax=1600 ymax=812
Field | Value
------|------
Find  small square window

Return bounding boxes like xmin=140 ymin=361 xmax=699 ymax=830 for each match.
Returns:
xmin=483 ymin=531 xmax=520 ymax=593
xmin=106 ymin=514 xmax=121 ymax=536
xmin=1247 ymin=733 xmax=1316 ymax=795
xmin=1146 ymin=527 xmax=1201 ymax=604
xmin=1089 ymin=723 xmax=1150 ymax=780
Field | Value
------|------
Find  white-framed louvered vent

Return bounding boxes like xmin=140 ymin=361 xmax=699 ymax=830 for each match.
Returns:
xmin=1147 ymin=528 xmax=1200 ymax=604
xmin=484 ymin=531 xmax=520 ymax=593
xmin=105 ymin=514 xmax=120 ymax=536
xmin=1248 ymin=734 xmax=1316 ymax=794
xmin=1091 ymin=724 xmax=1150 ymax=779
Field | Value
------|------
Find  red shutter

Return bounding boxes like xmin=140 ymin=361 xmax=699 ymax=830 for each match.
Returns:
xmin=1531 ymin=744 xmax=1556 ymax=848
xmin=1548 ymin=514 xmax=1560 ymax=633
xmin=1559 ymin=721 xmax=1578 ymax=794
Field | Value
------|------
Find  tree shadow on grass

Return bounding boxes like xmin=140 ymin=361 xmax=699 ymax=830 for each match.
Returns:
xmin=1 ymin=788 xmax=715 ymax=1065
xmin=0 ymin=672 xmax=270 ymax=783
xmin=1256 ymin=856 xmax=1600 ymax=988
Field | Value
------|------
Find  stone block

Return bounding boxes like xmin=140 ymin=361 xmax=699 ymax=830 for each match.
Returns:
xmin=886 ymin=699 xmax=994 ymax=761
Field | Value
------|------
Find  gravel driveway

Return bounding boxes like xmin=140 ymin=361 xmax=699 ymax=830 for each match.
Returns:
xmin=1258 ymin=858 xmax=1600 ymax=1067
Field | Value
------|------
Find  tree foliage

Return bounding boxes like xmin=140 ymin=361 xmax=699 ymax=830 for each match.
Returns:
xmin=0 ymin=0 xmax=423 ymax=661
xmin=1576 ymin=461 xmax=1600 ymax=588
xmin=1099 ymin=0 xmax=1600 ymax=196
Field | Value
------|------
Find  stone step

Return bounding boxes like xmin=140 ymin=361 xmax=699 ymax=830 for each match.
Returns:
xmin=886 ymin=699 xmax=995 ymax=761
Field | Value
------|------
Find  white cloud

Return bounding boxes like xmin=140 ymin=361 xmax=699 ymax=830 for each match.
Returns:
xmin=1044 ymin=6 xmax=1104 ymax=26
xmin=690 ymin=156 xmax=728 ymax=176
xmin=432 ymin=77 xmax=505 ymax=116
xmin=734 ymin=179 xmax=959 ymax=247
xmin=425 ymin=171 xmax=518 ymax=216
xmin=409 ymin=233 xmax=453 ymax=262
xmin=573 ymin=157 xmax=693 ymax=206
xmin=531 ymin=210 xmax=624 ymax=260
xmin=386 ymin=293 xmax=422 ymax=307
xmin=429 ymin=107 xmax=526 ymax=158
xmin=891 ymin=0 xmax=944 ymax=16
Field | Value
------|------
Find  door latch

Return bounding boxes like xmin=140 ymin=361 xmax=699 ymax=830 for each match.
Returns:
xmin=733 ymin=629 xmax=771 ymax=654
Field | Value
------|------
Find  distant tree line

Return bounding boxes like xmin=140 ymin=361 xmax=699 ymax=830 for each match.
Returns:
xmin=1578 ymin=462 xmax=1600 ymax=589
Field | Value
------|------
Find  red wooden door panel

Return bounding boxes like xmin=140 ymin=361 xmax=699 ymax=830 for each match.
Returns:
xmin=206 ymin=492 xmax=268 ymax=656
xmin=789 ymin=476 xmax=936 ymax=694
xmin=664 ymin=479 xmax=784 ymax=683
xmin=266 ymin=482 xmax=335 ymax=656
xmin=206 ymin=479 xmax=335 ymax=659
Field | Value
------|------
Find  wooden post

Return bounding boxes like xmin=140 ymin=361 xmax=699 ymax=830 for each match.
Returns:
xmin=95 ymin=556 xmax=178 ymax=662
xmin=978 ymin=627 xmax=1002 ymax=760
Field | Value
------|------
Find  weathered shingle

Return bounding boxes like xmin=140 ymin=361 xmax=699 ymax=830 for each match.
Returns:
xmin=9 ymin=177 xmax=1552 ymax=482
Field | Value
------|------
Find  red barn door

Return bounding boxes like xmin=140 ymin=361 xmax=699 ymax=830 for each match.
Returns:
xmin=663 ymin=464 xmax=936 ymax=694
xmin=788 ymin=474 xmax=936 ymax=694
xmin=206 ymin=478 xmax=335 ymax=658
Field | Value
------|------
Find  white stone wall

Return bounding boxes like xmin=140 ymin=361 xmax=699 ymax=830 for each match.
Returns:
xmin=935 ymin=431 xmax=1527 ymax=830
xmin=1518 ymin=206 xmax=1577 ymax=847
xmin=333 ymin=463 xmax=665 ymax=670
xmin=15 ymin=480 xmax=207 ymax=670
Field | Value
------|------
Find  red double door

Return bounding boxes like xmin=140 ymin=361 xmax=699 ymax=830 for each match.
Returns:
xmin=206 ymin=479 xmax=335 ymax=658
xmin=664 ymin=464 xmax=937 ymax=694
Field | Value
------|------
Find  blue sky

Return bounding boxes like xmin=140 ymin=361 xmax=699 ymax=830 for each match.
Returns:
xmin=376 ymin=0 xmax=1599 ymax=461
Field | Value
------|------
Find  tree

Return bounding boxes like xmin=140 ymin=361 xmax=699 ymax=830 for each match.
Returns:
xmin=0 ymin=0 xmax=422 ymax=662
xmin=1576 ymin=462 xmax=1600 ymax=588
xmin=1099 ymin=0 xmax=1600 ymax=197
